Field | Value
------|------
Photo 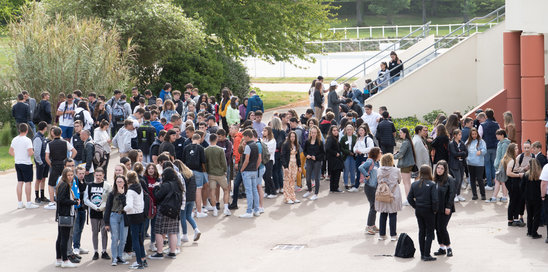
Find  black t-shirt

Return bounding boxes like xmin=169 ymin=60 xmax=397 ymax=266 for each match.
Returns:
xmin=182 ymin=143 xmax=206 ymax=171
xmin=88 ymin=182 xmax=105 ymax=219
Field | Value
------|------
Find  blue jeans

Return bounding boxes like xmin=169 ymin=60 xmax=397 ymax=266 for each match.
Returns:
xmin=242 ymin=171 xmax=260 ymax=214
xmin=390 ymin=76 xmax=400 ymax=84
xmin=110 ymin=213 xmax=128 ymax=261
xmin=181 ymin=202 xmax=197 ymax=235
xmin=231 ymin=171 xmax=243 ymax=205
xmin=258 ymin=166 xmax=265 ymax=182
xmin=343 ymin=157 xmax=356 ymax=186
xmin=355 ymin=155 xmax=366 ymax=188
xmin=273 ymin=153 xmax=284 ymax=190
xmin=72 ymin=209 xmax=86 ymax=249
xmin=144 ymin=217 xmax=156 ymax=244
xmin=484 ymin=148 xmax=496 ymax=187
xmin=130 ymin=223 xmax=145 ymax=265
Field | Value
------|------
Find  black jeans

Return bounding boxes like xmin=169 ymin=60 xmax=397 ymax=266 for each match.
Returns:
xmin=526 ymin=201 xmax=542 ymax=235
xmin=436 ymin=212 xmax=452 ymax=245
xmin=329 ymin=170 xmax=341 ymax=191
xmin=380 ymin=144 xmax=394 ymax=155
xmin=364 ymin=186 xmax=377 ymax=226
xmin=231 ymin=171 xmax=243 ymax=205
xmin=415 ymin=208 xmax=435 ymax=257
xmin=450 ymin=164 xmax=464 ymax=196
xmin=468 ymin=165 xmax=485 ymax=197
xmin=379 ymin=212 xmax=397 ymax=237
xmin=507 ymin=178 xmax=521 ymax=221
xmin=56 ymin=226 xmax=72 ymax=261
xmin=263 ymin=160 xmax=275 ymax=195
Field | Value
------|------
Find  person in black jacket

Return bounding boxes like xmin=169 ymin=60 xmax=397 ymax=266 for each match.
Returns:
xmin=272 ymin=117 xmax=287 ymax=192
xmin=303 ymin=125 xmax=325 ymax=200
xmin=325 ymin=126 xmax=344 ymax=192
xmin=448 ymin=129 xmax=468 ymax=202
xmin=432 ymin=160 xmax=456 ymax=257
xmin=55 ymin=168 xmax=79 ymax=268
xmin=12 ymin=93 xmax=30 ymax=128
xmin=532 ymin=141 xmax=547 ymax=167
xmin=407 ymin=165 xmax=439 ymax=262
xmin=80 ymin=130 xmax=95 ymax=184
xmin=523 ymin=159 xmax=543 ymax=239
xmin=375 ymin=111 xmax=396 ymax=154
xmin=159 ymin=129 xmax=177 ymax=161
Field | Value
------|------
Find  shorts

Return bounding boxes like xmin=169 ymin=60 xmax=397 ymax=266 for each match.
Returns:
xmin=15 ymin=164 xmax=33 ymax=182
xmin=49 ymin=165 xmax=64 ymax=187
xmin=60 ymin=125 xmax=74 ymax=139
xmin=400 ymin=166 xmax=413 ymax=173
xmin=208 ymin=175 xmax=228 ymax=190
xmin=192 ymin=171 xmax=208 ymax=189
xmin=36 ymin=163 xmax=50 ymax=180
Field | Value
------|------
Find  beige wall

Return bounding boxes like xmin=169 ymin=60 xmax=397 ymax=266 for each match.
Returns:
xmin=364 ymin=23 xmax=504 ymax=119
xmin=506 ymin=0 xmax=548 ymax=33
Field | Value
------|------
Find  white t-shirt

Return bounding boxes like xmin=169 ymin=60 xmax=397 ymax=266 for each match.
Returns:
xmin=539 ymin=164 xmax=548 ymax=194
xmin=361 ymin=111 xmax=381 ymax=135
xmin=58 ymin=101 xmax=75 ymax=127
xmin=11 ymin=135 xmax=33 ymax=165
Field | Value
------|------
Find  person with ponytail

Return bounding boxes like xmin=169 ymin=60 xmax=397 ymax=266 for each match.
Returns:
xmin=432 ymin=160 xmax=456 ymax=257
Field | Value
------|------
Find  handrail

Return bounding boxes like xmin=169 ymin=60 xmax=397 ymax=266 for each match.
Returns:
xmin=364 ymin=5 xmax=505 ymax=96
xmin=333 ymin=21 xmax=431 ymax=83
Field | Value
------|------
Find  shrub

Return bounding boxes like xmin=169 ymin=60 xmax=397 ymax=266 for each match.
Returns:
xmin=423 ymin=109 xmax=447 ymax=125
xmin=393 ymin=116 xmax=433 ymax=139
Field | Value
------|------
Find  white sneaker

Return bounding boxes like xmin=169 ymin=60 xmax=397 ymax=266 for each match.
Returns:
xmin=196 ymin=212 xmax=208 ymax=218
xmin=378 ymin=236 xmax=386 ymax=241
xmin=44 ymin=202 xmax=56 ymax=210
xmin=286 ymin=200 xmax=294 ymax=204
xmin=454 ymin=196 xmax=460 ymax=203
xmin=457 ymin=195 xmax=466 ymax=202
xmin=253 ymin=212 xmax=261 ymax=217
xmin=149 ymin=243 xmax=157 ymax=252
xmin=294 ymin=199 xmax=301 ymax=203
xmin=485 ymin=185 xmax=494 ymax=191
xmin=267 ymin=194 xmax=277 ymax=199
xmin=55 ymin=260 xmax=62 ymax=267
xmin=390 ymin=236 xmax=398 ymax=241
xmin=78 ymin=248 xmax=89 ymax=254
xmin=205 ymin=204 xmax=215 ymax=211
xmin=223 ymin=208 xmax=232 ymax=216
xmin=263 ymin=193 xmax=268 ymax=198
xmin=212 ymin=209 xmax=218 ymax=217
xmin=26 ymin=202 xmax=39 ymax=209
xmin=303 ymin=192 xmax=311 ymax=198
xmin=402 ymin=200 xmax=410 ymax=206
xmin=73 ymin=248 xmax=79 ymax=255
xmin=348 ymin=187 xmax=358 ymax=192
xmin=61 ymin=261 xmax=77 ymax=268
xmin=258 ymin=207 xmax=265 ymax=213
xmin=181 ymin=234 xmax=189 ymax=243
xmin=281 ymin=189 xmax=284 ymax=193
xmin=310 ymin=194 xmax=318 ymax=201
xmin=485 ymin=197 xmax=497 ymax=203
xmin=122 ymin=252 xmax=131 ymax=261
xmin=201 ymin=207 xmax=208 ymax=213
xmin=17 ymin=202 xmax=24 ymax=209
xmin=239 ymin=213 xmax=253 ymax=218
xmin=193 ymin=229 xmax=201 ymax=241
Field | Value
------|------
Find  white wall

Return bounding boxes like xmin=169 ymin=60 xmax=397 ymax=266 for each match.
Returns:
xmin=506 ymin=0 xmax=548 ymax=34
xmin=364 ymin=23 xmax=504 ymax=119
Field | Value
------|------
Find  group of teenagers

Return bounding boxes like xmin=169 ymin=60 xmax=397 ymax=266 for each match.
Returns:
xmin=8 ymin=79 xmax=548 ymax=266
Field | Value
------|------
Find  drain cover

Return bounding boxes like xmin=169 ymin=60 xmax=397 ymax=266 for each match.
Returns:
xmin=272 ymin=244 xmax=306 ymax=251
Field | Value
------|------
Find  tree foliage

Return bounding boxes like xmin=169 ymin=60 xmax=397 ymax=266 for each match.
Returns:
xmin=174 ymin=0 xmax=337 ymax=63
xmin=0 ymin=0 xmax=27 ymax=25
xmin=1 ymin=4 xmax=134 ymax=106
xmin=43 ymin=0 xmax=206 ymax=67
xmin=368 ymin=0 xmax=410 ymax=24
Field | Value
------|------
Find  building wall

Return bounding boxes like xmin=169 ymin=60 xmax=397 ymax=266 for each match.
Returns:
xmin=506 ymin=0 xmax=548 ymax=34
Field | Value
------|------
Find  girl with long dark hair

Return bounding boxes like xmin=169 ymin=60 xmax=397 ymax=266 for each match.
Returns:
xmin=281 ymin=131 xmax=301 ymax=204
xmin=104 ymin=175 xmax=129 ymax=266
xmin=394 ymin=127 xmax=416 ymax=203
xmin=325 ymin=125 xmax=344 ymax=192
xmin=432 ymin=160 xmax=455 ymax=257
xmin=219 ymin=88 xmax=231 ymax=131
xmin=303 ymin=125 xmax=324 ymax=200
xmin=448 ymin=129 xmax=468 ymax=202
xmin=55 ymin=168 xmax=79 ymax=268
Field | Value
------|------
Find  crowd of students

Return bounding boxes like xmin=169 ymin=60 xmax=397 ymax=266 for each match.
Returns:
xmin=8 ymin=77 xmax=548 ymax=267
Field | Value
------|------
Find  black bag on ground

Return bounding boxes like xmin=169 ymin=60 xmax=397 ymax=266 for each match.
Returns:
xmin=394 ymin=233 xmax=415 ymax=258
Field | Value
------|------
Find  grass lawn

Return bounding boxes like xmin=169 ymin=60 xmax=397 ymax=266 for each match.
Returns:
xmin=0 ymin=146 xmax=15 ymax=171
xmin=261 ymin=91 xmax=308 ymax=110
xmin=331 ymin=15 xmax=467 ymax=28
xmin=252 ymin=77 xmax=358 ymax=84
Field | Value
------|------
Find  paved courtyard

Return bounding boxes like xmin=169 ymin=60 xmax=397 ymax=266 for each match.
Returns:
xmin=1 ymin=148 xmax=547 ymax=271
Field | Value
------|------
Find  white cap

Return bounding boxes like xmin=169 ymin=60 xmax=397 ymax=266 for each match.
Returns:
xmin=330 ymin=81 xmax=338 ymax=87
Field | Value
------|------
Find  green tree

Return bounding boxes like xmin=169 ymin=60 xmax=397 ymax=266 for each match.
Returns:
xmin=1 ymin=4 xmax=134 ymax=107
xmin=461 ymin=0 xmax=478 ymax=21
xmin=0 ymin=0 xmax=27 ymax=25
xmin=368 ymin=0 xmax=410 ymax=24
xmin=174 ymin=0 xmax=337 ymax=63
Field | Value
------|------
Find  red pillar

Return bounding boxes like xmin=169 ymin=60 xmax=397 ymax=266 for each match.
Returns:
xmin=520 ymin=33 xmax=545 ymax=150
xmin=504 ymin=31 xmax=521 ymax=145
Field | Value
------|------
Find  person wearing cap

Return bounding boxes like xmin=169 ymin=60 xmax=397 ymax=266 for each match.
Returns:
xmin=327 ymin=81 xmax=344 ymax=122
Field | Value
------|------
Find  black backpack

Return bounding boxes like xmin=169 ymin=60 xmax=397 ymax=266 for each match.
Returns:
xmin=159 ymin=182 xmax=182 ymax=219
xmin=74 ymin=110 xmax=86 ymax=127
xmin=394 ymin=233 xmax=415 ymax=258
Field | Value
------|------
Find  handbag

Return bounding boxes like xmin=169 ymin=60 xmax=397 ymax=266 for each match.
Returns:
xmin=58 ymin=215 xmax=74 ymax=227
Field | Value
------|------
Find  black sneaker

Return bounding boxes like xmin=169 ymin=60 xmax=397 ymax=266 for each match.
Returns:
xmin=35 ymin=197 xmax=41 ymax=204
xmin=228 ymin=203 xmax=238 ymax=210
xmin=117 ymin=257 xmax=129 ymax=265
xmin=532 ymin=233 xmax=543 ymax=239
xmin=471 ymin=196 xmax=478 ymax=200
xmin=40 ymin=197 xmax=50 ymax=203
xmin=508 ymin=222 xmax=514 ymax=227
xmin=216 ymin=202 xmax=220 ymax=210
xmin=148 ymin=253 xmax=164 ymax=260
xmin=68 ymin=254 xmax=81 ymax=263
xmin=167 ymin=252 xmax=176 ymax=259
xmin=447 ymin=248 xmax=453 ymax=257
xmin=129 ymin=263 xmax=144 ymax=270
xmin=92 ymin=252 xmax=99 ymax=260
xmin=422 ymin=256 xmax=437 ymax=261
xmin=73 ymin=254 xmax=82 ymax=260
xmin=433 ymin=248 xmax=446 ymax=256
xmin=101 ymin=252 xmax=110 ymax=259
xmin=143 ymin=260 xmax=148 ymax=268
xmin=481 ymin=196 xmax=486 ymax=200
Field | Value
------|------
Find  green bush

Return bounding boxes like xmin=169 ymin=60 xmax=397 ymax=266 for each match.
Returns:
xmin=423 ymin=109 xmax=446 ymax=125
xmin=393 ymin=116 xmax=433 ymax=139
xmin=0 ymin=122 xmax=14 ymax=146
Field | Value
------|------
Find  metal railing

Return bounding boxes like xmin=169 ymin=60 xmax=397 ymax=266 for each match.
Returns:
xmin=360 ymin=5 xmax=505 ymax=96
xmin=332 ymin=21 xmax=431 ymax=84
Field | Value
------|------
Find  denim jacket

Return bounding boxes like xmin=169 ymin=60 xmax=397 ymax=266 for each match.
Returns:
xmin=359 ymin=158 xmax=379 ymax=188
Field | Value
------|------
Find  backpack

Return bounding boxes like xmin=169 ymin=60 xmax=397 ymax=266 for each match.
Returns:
xmin=143 ymin=190 xmax=156 ymax=220
xmin=74 ymin=110 xmax=86 ymax=127
xmin=394 ymin=233 xmax=416 ymax=258
xmin=375 ymin=180 xmax=396 ymax=203
xmin=112 ymin=102 xmax=126 ymax=124
xmin=137 ymin=123 xmax=156 ymax=153
xmin=159 ymin=182 xmax=182 ymax=219
xmin=259 ymin=141 xmax=270 ymax=165
xmin=93 ymin=142 xmax=107 ymax=168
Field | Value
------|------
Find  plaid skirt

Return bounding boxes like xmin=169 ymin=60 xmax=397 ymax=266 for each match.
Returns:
xmin=154 ymin=208 xmax=180 ymax=234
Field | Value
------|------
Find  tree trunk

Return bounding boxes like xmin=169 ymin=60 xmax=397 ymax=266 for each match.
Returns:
xmin=356 ymin=0 xmax=363 ymax=27
xmin=422 ymin=0 xmax=427 ymax=24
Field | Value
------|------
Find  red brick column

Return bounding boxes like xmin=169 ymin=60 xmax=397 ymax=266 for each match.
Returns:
xmin=504 ymin=31 xmax=522 ymax=145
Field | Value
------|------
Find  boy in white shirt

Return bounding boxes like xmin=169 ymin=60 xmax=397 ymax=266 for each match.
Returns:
xmin=9 ymin=123 xmax=39 ymax=209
